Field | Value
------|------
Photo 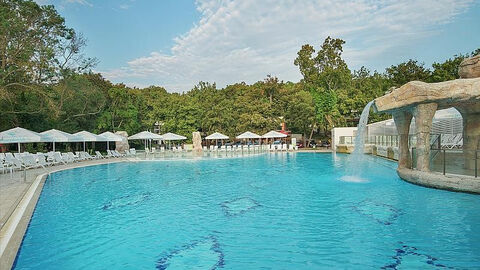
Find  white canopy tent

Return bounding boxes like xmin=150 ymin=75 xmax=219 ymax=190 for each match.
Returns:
xmin=0 ymin=127 xmax=53 ymax=153
xmin=73 ymin=131 xmax=108 ymax=151
xmin=205 ymin=132 xmax=229 ymax=147
xmin=99 ymin=131 xmax=124 ymax=150
xmin=128 ymin=131 xmax=163 ymax=151
xmin=40 ymin=129 xmax=83 ymax=152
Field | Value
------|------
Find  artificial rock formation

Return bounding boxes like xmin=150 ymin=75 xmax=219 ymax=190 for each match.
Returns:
xmin=392 ymin=111 xmax=412 ymax=169
xmin=374 ymin=72 xmax=480 ymax=172
xmin=373 ymin=54 xmax=480 ymax=193
xmin=459 ymin=54 xmax=480 ymax=79
xmin=192 ymin=131 xmax=202 ymax=153
xmin=374 ymin=78 xmax=480 ymax=113
xmin=115 ymin=131 xmax=130 ymax=152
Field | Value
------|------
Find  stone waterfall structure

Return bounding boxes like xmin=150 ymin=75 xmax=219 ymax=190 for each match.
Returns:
xmin=373 ymin=55 xmax=480 ymax=193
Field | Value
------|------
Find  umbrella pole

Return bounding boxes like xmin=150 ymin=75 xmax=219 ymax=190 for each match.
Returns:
xmin=107 ymin=141 xmax=109 ymax=151
xmin=18 ymin=142 xmax=20 ymax=153
xmin=53 ymin=142 xmax=55 ymax=152
xmin=83 ymin=141 xmax=86 ymax=152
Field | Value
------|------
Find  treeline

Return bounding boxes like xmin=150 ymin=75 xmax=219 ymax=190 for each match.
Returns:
xmin=1 ymin=0 xmax=478 ymax=144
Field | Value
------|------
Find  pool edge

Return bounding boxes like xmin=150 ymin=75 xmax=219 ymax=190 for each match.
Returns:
xmin=0 ymin=172 xmax=46 ymax=270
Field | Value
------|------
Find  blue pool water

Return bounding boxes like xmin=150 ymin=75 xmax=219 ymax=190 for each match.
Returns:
xmin=13 ymin=153 xmax=480 ymax=269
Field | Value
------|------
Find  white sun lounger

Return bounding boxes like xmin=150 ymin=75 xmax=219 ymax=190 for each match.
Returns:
xmin=95 ymin=151 xmax=105 ymax=159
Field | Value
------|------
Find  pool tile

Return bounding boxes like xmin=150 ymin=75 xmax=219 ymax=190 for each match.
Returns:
xmin=221 ymin=197 xmax=260 ymax=216
xmin=156 ymin=235 xmax=224 ymax=270
xmin=353 ymin=199 xmax=402 ymax=225
xmin=382 ymin=244 xmax=454 ymax=269
xmin=101 ymin=192 xmax=151 ymax=210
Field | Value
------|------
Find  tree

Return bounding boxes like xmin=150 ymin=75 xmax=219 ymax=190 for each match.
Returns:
xmin=294 ymin=37 xmax=351 ymax=138
xmin=294 ymin=44 xmax=317 ymax=85
xmin=284 ymin=90 xmax=315 ymax=146
xmin=0 ymin=0 xmax=96 ymax=129
xmin=386 ymin=60 xmax=431 ymax=86
xmin=262 ymin=75 xmax=280 ymax=103
xmin=97 ymin=86 xmax=142 ymax=134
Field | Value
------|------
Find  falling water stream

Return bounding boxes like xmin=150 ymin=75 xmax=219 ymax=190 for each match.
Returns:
xmin=341 ymin=100 xmax=374 ymax=183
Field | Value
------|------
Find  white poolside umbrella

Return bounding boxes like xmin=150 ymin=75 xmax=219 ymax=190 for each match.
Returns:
xmin=161 ymin=132 xmax=187 ymax=149
xmin=99 ymin=131 xmax=123 ymax=151
xmin=205 ymin=132 xmax=229 ymax=140
xmin=41 ymin=129 xmax=82 ymax=152
xmin=262 ymin=130 xmax=287 ymax=145
xmin=73 ymin=131 xmax=108 ymax=151
xmin=262 ymin=130 xmax=287 ymax=139
xmin=236 ymin=131 xmax=261 ymax=139
xmin=0 ymin=127 xmax=53 ymax=153
xmin=128 ymin=131 xmax=163 ymax=140
xmin=128 ymin=131 xmax=163 ymax=151
xmin=206 ymin=132 xmax=229 ymax=147
xmin=236 ymin=131 xmax=261 ymax=147
xmin=161 ymin=132 xmax=187 ymax=141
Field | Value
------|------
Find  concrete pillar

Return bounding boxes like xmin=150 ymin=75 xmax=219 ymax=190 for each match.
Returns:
xmin=412 ymin=103 xmax=438 ymax=171
xmin=393 ymin=111 xmax=413 ymax=169
xmin=459 ymin=111 xmax=480 ymax=170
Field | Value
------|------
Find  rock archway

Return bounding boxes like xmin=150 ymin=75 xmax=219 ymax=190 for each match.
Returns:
xmin=373 ymin=55 xmax=480 ymax=193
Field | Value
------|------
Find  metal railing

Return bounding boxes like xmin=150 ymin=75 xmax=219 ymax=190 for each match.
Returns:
xmin=412 ymin=148 xmax=479 ymax=178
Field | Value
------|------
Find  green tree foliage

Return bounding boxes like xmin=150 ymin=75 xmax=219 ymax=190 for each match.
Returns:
xmin=386 ymin=59 xmax=431 ymax=86
xmin=0 ymin=0 xmax=96 ymax=130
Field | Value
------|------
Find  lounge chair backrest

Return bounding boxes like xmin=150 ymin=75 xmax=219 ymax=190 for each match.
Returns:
xmin=5 ymin=153 xmax=15 ymax=162
xmin=54 ymin=152 xmax=63 ymax=162
xmin=36 ymin=154 xmax=47 ymax=164
xmin=0 ymin=153 xmax=5 ymax=161
xmin=61 ymin=153 xmax=70 ymax=162
xmin=22 ymin=155 xmax=35 ymax=166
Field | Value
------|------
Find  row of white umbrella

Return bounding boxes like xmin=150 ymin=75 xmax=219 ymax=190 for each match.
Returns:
xmin=0 ymin=127 xmax=187 ymax=153
xmin=0 ymin=127 xmax=287 ymax=153
xmin=206 ymin=130 xmax=287 ymax=140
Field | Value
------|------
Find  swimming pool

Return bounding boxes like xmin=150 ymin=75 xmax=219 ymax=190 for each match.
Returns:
xmin=13 ymin=153 xmax=480 ymax=269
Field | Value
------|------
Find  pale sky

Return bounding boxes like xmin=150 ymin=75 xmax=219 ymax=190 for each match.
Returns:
xmin=36 ymin=0 xmax=480 ymax=92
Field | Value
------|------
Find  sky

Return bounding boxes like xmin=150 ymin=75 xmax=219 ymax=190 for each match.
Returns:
xmin=35 ymin=0 xmax=480 ymax=92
